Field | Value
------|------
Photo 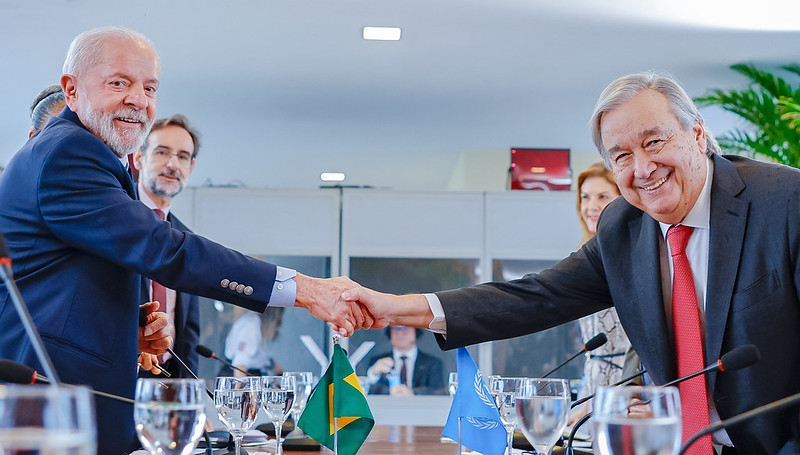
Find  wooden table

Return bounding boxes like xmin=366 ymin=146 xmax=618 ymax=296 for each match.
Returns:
xmin=247 ymin=426 xmax=457 ymax=454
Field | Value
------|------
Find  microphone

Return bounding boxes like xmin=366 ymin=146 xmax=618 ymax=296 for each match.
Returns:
xmin=566 ymin=345 xmax=761 ymax=454
xmin=196 ymin=344 xmax=253 ymax=376
xmin=679 ymin=391 xmax=800 ymax=454
xmin=0 ymin=359 xmax=135 ymax=404
xmin=662 ymin=344 xmax=760 ymax=387
xmin=542 ymin=333 xmax=607 ymax=378
xmin=0 ymin=232 xmax=60 ymax=384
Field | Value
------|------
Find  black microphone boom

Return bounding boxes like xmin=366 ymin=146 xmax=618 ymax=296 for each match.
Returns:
xmin=195 ymin=344 xmax=252 ymax=376
xmin=0 ymin=359 xmax=135 ymax=404
xmin=542 ymin=333 xmax=608 ymax=378
xmin=0 ymin=232 xmax=60 ymax=385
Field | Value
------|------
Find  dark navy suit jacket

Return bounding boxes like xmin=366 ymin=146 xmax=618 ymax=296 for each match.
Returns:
xmin=436 ymin=155 xmax=800 ymax=454
xmin=0 ymin=108 xmax=276 ymax=454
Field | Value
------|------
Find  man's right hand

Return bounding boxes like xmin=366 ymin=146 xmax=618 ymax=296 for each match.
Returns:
xmin=368 ymin=357 xmax=394 ymax=376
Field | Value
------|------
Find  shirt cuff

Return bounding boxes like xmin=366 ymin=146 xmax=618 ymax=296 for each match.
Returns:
xmin=424 ymin=293 xmax=446 ymax=334
xmin=269 ymin=266 xmax=297 ymax=307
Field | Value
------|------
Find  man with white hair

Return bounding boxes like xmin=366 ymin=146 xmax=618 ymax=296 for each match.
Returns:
xmin=0 ymin=27 xmax=366 ymax=453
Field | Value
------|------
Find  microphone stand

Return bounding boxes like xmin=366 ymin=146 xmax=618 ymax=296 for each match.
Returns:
xmin=0 ymin=260 xmax=60 ymax=385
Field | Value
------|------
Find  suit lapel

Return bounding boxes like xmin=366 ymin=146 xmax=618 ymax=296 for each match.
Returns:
xmin=626 ymin=214 xmax=675 ymax=384
xmin=705 ymin=156 xmax=748 ymax=384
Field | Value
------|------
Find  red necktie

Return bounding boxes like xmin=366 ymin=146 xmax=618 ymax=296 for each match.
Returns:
xmin=152 ymin=209 xmax=169 ymax=364
xmin=399 ymin=356 xmax=408 ymax=385
xmin=667 ymin=225 xmax=712 ymax=454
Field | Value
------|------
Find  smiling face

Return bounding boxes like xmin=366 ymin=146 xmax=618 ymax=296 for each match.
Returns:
xmin=580 ymin=176 xmax=620 ymax=234
xmin=600 ymin=89 xmax=707 ymax=225
xmin=62 ymin=37 xmax=159 ymax=157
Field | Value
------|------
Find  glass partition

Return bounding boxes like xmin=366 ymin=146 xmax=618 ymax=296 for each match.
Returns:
xmin=347 ymin=257 xmax=480 ymax=395
xmin=490 ymin=259 xmax=583 ymax=382
xmin=197 ymin=255 xmax=331 ymax=380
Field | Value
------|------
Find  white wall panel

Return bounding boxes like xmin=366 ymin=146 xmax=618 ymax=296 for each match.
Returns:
xmin=486 ymin=191 xmax=580 ymax=260
xmin=341 ymin=189 xmax=484 ymax=259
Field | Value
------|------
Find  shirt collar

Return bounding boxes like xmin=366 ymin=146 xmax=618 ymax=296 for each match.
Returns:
xmin=659 ymin=156 xmax=713 ymax=236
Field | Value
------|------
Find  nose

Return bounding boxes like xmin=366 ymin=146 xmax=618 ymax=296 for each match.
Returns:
xmin=632 ymin=151 xmax=656 ymax=180
xmin=124 ymin=83 xmax=149 ymax=110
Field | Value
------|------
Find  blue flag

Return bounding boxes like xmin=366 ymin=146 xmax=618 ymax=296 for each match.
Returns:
xmin=442 ymin=347 xmax=507 ymax=455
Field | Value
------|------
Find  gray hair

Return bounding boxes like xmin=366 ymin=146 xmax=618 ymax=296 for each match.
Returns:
xmin=62 ymin=26 xmax=156 ymax=76
xmin=589 ymin=71 xmax=720 ymax=166
xmin=30 ymin=85 xmax=65 ymax=133
xmin=142 ymin=114 xmax=202 ymax=158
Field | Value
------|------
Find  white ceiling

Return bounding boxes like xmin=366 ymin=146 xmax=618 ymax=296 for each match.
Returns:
xmin=2 ymin=0 xmax=800 ymax=190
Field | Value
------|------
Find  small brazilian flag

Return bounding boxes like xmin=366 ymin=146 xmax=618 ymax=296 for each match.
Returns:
xmin=298 ymin=344 xmax=374 ymax=455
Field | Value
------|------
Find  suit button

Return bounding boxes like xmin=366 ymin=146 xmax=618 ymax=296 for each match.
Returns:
xmin=220 ymin=279 xmax=230 ymax=288
xmin=229 ymin=281 xmax=238 ymax=290
xmin=244 ymin=286 xmax=253 ymax=295
xmin=236 ymin=284 xmax=245 ymax=293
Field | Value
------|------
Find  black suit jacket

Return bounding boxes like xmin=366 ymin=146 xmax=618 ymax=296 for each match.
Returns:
xmin=140 ymin=212 xmax=200 ymax=378
xmin=368 ymin=350 xmax=445 ymax=395
xmin=436 ymin=155 xmax=800 ymax=454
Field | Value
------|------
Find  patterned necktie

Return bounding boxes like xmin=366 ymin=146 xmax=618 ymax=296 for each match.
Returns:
xmin=151 ymin=209 xmax=170 ymax=364
xmin=399 ymin=356 xmax=408 ymax=385
xmin=667 ymin=225 xmax=712 ymax=454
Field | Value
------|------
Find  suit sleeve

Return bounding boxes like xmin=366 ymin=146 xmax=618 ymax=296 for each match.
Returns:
xmin=37 ymin=131 xmax=274 ymax=312
xmin=435 ymin=238 xmax=613 ymax=350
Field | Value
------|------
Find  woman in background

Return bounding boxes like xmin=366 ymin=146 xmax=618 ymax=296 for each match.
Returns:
xmin=569 ymin=162 xmax=632 ymax=425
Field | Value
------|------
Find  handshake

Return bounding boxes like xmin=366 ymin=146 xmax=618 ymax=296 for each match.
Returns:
xmin=293 ymin=274 xmax=434 ymax=337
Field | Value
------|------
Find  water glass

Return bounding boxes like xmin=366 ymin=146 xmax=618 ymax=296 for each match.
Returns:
xmin=593 ymin=385 xmax=681 ymax=455
xmin=0 ymin=384 xmax=96 ymax=455
xmin=448 ymin=372 xmax=458 ymax=397
xmin=490 ymin=376 xmax=526 ymax=455
xmin=134 ymin=378 xmax=206 ymax=455
xmin=262 ymin=375 xmax=295 ymax=455
xmin=215 ymin=376 xmax=261 ymax=455
xmin=515 ymin=378 xmax=571 ymax=455
xmin=282 ymin=371 xmax=313 ymax=435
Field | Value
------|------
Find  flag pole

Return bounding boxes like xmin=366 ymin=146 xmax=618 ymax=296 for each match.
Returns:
xmin=333 ymin=334 xmax=340 ymax=455
xmin=457 ymin=416 xmax=463 ymax=455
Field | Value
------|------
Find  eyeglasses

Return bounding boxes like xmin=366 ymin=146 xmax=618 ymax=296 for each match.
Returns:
xmin=151 ymin=149 xmax=194 ymax=165
xmin=390 ymin=326 xmax=409 ymax=332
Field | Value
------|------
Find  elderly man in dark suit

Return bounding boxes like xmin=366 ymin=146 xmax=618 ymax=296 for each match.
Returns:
xmin=0 ymin=26 xmax=365 ymax=454
xmin=344 ymin=72 xmax=800 ymax=455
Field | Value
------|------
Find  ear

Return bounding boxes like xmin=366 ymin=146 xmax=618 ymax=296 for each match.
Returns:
xmin=693 ymin=121 xmax=707 ymax=155
xmin=61 ymin=74 xmax=79 ymax=110
xmin=132 ymin=149 xmax=143 ymax=171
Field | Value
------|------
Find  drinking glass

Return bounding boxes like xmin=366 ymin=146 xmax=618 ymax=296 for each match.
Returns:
xmin=515 ymin=378 xmax=571 ymax=455
xmin=490 ymin=376 xmax=525 ymax=455
xmin=214 ymin=376 xmax=261 ymax=455
xmin=448 ymin=372 xmax=458 ymax=397
xmin=134 ymin=378 xmax=206 ymax=455
xmin=0 ymin=384 xmax=95 ymax=454
xmin=593 ymin=385 xmax=681 ymax=455
xmin=282 ymin=371 xmax=313 ymax=437
xmin=262 ymin=375 xmax=295 ymax=455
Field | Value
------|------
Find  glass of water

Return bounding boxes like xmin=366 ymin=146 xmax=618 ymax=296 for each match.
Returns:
xmin=282 ymin=371 xmax=313 ymax=436
xmin=0 ymin=384 xmax=96 ymax=454
xmin=448 ymin=372 xmax=458 ymax=396
xmin=134 ymin=378 xmax=206 ymax=455
xmin=262 ymin=375 xmax=295 ymax=455
xmin=490 ymin=376 xmax=525 ymax=455
xmin=593 ymin=385 xmax=681 ymax=455
xmin=515 ymin=378 xmax=571 ymax=455
xmin=215 ymin=376 xmax=261 ymax=455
